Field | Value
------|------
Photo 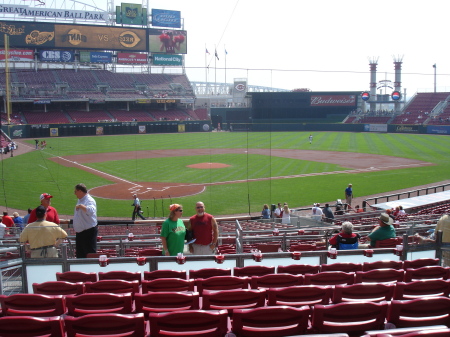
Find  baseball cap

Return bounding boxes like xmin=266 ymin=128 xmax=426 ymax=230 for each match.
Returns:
xmin=40 ymin=193 xmax=53 ymax=201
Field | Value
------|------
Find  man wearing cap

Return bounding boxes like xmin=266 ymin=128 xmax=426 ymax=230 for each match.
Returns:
xmin=344 ymin=184 xmax=353 ymax=211
xmin=367 ymin=213 xmax=396 ymax=248
xmin=188 ymin=201 xmax=218 ymax=255
xmin=27 ymin=193 xmax=61 ymax=224
xmin=131 ymin=194 xmax=146 ymax=221
xmin=73 ymin=183 xmax=98 ymax=258
xmin=20 ymin=205 xmax=67 ymax=258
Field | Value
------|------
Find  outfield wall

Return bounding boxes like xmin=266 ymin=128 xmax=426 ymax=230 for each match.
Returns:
xmin=3 ymin=121 xmax=450 ymax=140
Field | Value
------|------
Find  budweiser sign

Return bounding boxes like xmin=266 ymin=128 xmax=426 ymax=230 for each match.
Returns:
xmin=310 ymin=95 xmax=356 ymax=106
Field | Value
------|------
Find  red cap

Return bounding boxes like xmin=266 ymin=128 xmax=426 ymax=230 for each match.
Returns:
xmin=40 ymin=193 xmax=53 ymax=201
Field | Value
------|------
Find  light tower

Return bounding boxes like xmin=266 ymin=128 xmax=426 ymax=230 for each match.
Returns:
xmin=393 ymin=55 xmax=404 ymax=112
xmin=368 ymin=57 xmax=379 ymax=112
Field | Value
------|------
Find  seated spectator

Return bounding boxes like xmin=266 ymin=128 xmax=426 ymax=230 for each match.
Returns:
xmin=2 ymin=212 xmax=14 ymax=228
xmin=354 ymin=205 xmax=364 ymax=213
xmin=366 ymin=213 xmax=396 ymax=248
xmin=386 ymin=209 xmax=395 ymax=220
xmin=322 ymin=203 xmax=335 ymax=223
xmin=312 ymin=203 xmax=323 ymax=221
xmin=335 ymin=200 xmax=345 ymax=215
xmin=12 ymin=212 xmax=23 ymax=231
xmin=0 ymin=217 xmax=6 ymax=239
xmin=329 ymin=221 xmax=360 ymax=250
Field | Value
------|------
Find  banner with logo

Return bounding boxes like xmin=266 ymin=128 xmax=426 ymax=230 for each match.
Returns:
xmin=363 ymin=124 xmax=388 ymax=132
xmin=117 ymin=52 xmax=147 ymax=64
xmin=427 ymin=125 xmax=450 ymax=135
xmin=152 ymin=54 xmax=182 ymax=66
xmin=0 ymin=21 xmax=147 ymax=52
xmin=116 ymin=3 xmax=147 ymax=25
xmin=148 ymin=29 xmax=187 ymax=54
xmin=50 ymin=128 xmax=59 ymax=137
xmin=0 ymin=49 xmax=33 ymax=61
xmin=79 ymin=51 xmax=112 ymax=63
xmin=39 ymin=50 xmax=74 ymax=62
xmin=138 ymin=125 xmax=146 ymax=133
xmin=310 ymin=95 xmax=356 ymax=106
xmin=151 ymin=9 xmax=181 ymax=28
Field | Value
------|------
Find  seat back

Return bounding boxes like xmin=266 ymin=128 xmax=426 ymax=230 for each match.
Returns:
xmin=98 ymin=271 xmax=142 ymax=284
xmin=277 ymin=264 xmax=320 ymax=275
xmin=65 ymin=293 xmax=133 ymax=317
xmin=232 ymin=305 xmax=311 ymax=337
xmin=84 ymin=280 xmax=140 ymax=296
xmin=196 ymin=276 xmax=249 ymax=295
xmin=250 ymin=273 xmax=303 ymax=289
xmin=32 ymin=281 xmax=84 ymax=295
xmin=202 ymin=289 xmax=266 ymax=313
xmin=339 ymin=241 xmax=359 ymax=250
xmin=143 ymin=269 xmax=187 ymax=281
xmin=0 ymin=316 xmax=65 ymax=337
xmin=393 ymin=280 xmax=450 ymax=300
xmin=233 ymin=265 xmax=275 ymax=277
xmin=304 ymin=271 xmax=355 ymax=286
xmin=311 ymin=301 xmax=388 ymax=334
xmin=134 ymin=292 xmax=200 ymax=318
xmin=141 ymin=278 xmax=195 ymax=293
xmin=355 ymin=269 xmax=405 ymax=284
xmin=149 ymin=309 xmax=228 ymax=337
xmin=0 ymin=294 xmax=66 ymax=317
xmin=374 ymin=237 xmax=402 ymax=248
xmin=267 ymin=285 xmax=333 ymax=307
xmin=321 ymin=263 xmax=363 ymax=273
xmin=363 ymin=260 xmax=404 ymax=271
xmin=189 ymin=268 xmax=232 ymax=280
xmin=332 ymin=283 xmax=395 ymax=303
xmin=403 ymin=258 xmax=440 ymax=270
xmin=256 ymin=244 xmax=281 ymax=253
xmin=404 ymin=266 xmax=450 ymax=282
xmin=56 ymin=271 xmax=97 ymax=283
xmin=64 ymin=313 xmax=146 ymax=337
xmin=387 ymin=297 xmax=450 ymax=328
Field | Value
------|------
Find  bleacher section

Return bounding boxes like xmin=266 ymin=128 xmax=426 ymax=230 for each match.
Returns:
xmin=22 ymin=110 xmax=70 ymax=124
xmin=67 ymin=110 xmax=112 ymax=123
xmin=108 ymin=110 xmax=155 ymax=122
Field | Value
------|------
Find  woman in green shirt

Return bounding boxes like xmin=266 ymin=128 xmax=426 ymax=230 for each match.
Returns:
xmin=160 ymin=204 xmax=186 ymax=256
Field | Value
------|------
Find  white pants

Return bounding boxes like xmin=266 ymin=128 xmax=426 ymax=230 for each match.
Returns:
xmin=192 ymin=243 xmax=215 ymax=255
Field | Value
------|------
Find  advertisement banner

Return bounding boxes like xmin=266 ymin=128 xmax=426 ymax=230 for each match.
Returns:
xmin=117 ymin=3 xmax=147 ymax=25
xmin=0 ymin=21 xmax=56 ymax=48
xmin=50 ymin=128 xmax=58 ymax=137
xmin=395 ymin=125 xmax=420 ymax=133
xmin=152 ymin=54 xmax=182 ymax=66
xmin=55 ymin=24 xmax=146 ymax=51
xmin=0 ymin=21 xmax=147 ymax=51
xmin=363 ymin=124 xmax=388 ymax=132
xmin=39 ymin=50 xmax=74 ymax=62
xmin=0 ymin=49 xmax=33 ymax=61
xmin=310 ymin=95 xmax=356 ymax=106
xmin=427 ymin=125 xmax=450 ymax=135
xmin=34 ymin=99 xmax=52 ymax=104
xmin=151 ymin=9 xmax=181 ymax=28
xmin=117 ymin=52 xmax=147 ymax=64
xmin=79 ymin=51 xmax=112 ymax=63
xmin=138 ymin=125 xmax=146 ymax=133
xmin=148 ymin=28 xmax=187 ymax=54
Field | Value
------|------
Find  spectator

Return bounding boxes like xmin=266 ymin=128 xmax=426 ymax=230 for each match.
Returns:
xmin=188 ymin=201 xmax=218 ymax=255
xmin=274 ymin=203 xmax=283 ymax=219
xmin=23 ymin=208 xmax=32 ymax=225
xmin=281 ymin=204 xmax=291 ymax=224
xmin=12 ymin=212 xmax=23 ymax=231
xmin=312 ymin=203 xmax=323 ymax=221
xmin=2 ymin=212 xmax=14 ymax=228
xmin=335 ymin=200 xmax=345 ymax=215
xmin=261 ymin=204 xmax=271 ymax=219
xmin=161 ymin=204 xmax=185 ymax=256
xmin=19 ymin=205 xmax=67 ymax=258
xmin=355 ymin=205 xmax=364 ymax=213
xmin=329 ymin=221 xmax=361 ymax=250
xmin=28 ymin=193 xmax=61 ymax=224
xmin=366 ymin=213 xmax=396 ymax=248
xmin=0 ymin=217 xmax=6 ymax=239
xmin=322 ymin=203 xmax=335 ymax=223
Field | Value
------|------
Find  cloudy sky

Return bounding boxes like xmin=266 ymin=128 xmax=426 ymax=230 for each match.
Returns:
xmin=7 ymin=0 xmax=450 ymax=96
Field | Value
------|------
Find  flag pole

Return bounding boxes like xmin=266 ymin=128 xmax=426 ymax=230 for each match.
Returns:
xmin=214 ymin=45 xmax=217 ymax=95
xmin=224 ymin=45 xmax=227 ymax=86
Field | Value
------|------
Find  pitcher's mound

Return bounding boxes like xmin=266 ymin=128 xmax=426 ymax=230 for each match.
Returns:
xmin=187 ymin=162 xmax=231 ymax=169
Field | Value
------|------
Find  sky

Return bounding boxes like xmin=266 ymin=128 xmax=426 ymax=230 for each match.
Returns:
xmin=6 ymin=0 xmax=450 ymax=96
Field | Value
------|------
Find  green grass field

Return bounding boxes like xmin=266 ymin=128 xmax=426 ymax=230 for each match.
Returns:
xmin=3 ymin=131 xmax=449 ymax=217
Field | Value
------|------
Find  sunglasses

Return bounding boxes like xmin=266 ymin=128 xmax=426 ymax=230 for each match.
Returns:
xmin=196 ymin=206 xmax=204 ymax=209
xmin=177 ymin=209 xmax=183 ymax=212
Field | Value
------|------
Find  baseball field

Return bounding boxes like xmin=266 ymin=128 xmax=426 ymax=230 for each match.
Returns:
xmin=3 ymin=131 xmax=449 ymax=217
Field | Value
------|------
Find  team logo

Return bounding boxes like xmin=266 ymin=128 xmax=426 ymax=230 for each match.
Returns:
xmin=119 ymin=31 xmax=140 ymax=48
xmin=125 ymin=7 xmax=138 ymax=19
xmin=61 ymin=51 xmax=73 ymax=62
xmin=26 ymin=30 xmax=54 ymax=45
xmin=361 ymin=92 xmax=370 ymax=101
xmin=391 ymin=91 xmax=401 ymax=101
xmin=63 ymin=29 xmax=87 ymax=46
xmin=235 ymin=83 xmax=246 ymax=91
xmin=0 ymin=23 xmax=25 ymax=35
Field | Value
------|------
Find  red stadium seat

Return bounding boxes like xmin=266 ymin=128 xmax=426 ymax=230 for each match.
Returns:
xmin=189 ymin=268 xmax=232 ymax=279
xmin=65 ymin=293 xmax=133 ymax=316
xmin=0 ymin=316 xmax=65 ymax=337
xmin=250 ymin=273 xmax=303 ymax=289
xmin=56 ymin=271 xmax=97 ymax=283
xmin=98 ymin=271 xmax=142 ymax=284
xmin=0 ymin=294 xmax=66 ymax=317
xmin=234 ymin=265 xmax=275 ymax=277
xmin=143 ymin=270 xmax=186 ymax=280
xmin=134 ymin=291 xmax=200 ymax=318
xmin=196 ymin=275 xmax=249 ymax=295
xmin=393 ymin=280 xmax=450 ymax=300
xmin=141 ymin=278 xmax=194 ymax=293
xmin=32 ymin=281 xmax=84 ymax=295
xmin=332 ymin=283 xmax=395 ymax=303
xmin=304 ymin=271 xmax=355 ymax=286
xmin=267 ymin=285 xmax=333 ymax=307
xmin=277 ymin=264 xmax=321 ymax=275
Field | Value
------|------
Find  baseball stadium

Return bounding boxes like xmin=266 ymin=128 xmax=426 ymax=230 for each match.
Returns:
xmin=0 ymin=1 xmax=450 ymax=336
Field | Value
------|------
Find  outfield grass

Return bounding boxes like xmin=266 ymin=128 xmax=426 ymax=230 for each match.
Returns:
xmin=5 ymin=131 xmax=450 ymax=217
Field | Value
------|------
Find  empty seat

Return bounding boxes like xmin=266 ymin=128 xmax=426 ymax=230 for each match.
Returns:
xmin=189 ymin=268 xmax=232 ymax=279
xmin=355 ymin=269 xmax=405 ymax=284
xmin=363 ymin=260 xmax=403 ymax=271
xmin=304 ymin=271 xmax=355 ymax=286
xmin=98 ymin=271 xmax=142 ymax=284
xmin=0 ymin=316 xmax=65 ymax=337
xmin=250 ymin=273 xmax=303 ymax=289
xmin=202 ymin=289 xmax=266 ymax=313
xmin=143 ymin=270 xmax=186 ymax=280
xmin=404 ymin=266 xmax=450 ymax=282
xmin=267 ymin=285 xmax=333 ymax=307
xmin=84 ymin=280 xmax=140 ymax=296
xmin=393 ymin=280 xmax=450 ymax=300
xmin=403 ymin=258 xmax=440 ymax=269
xmin=332 ymin=283 xmax=395 ymax=303
xmin=277 ymin=264 xmax=321 ymax=275
xmin=233 ymin=265 xmax=275 ymax=277
xmin=134 ymin=291 xmax=200 ymax=318
xmin=141 ymin=278 xmax=195 ymax=293
xmin=321 ymin=262 xmax=363 ymax=273
xmin=56 ymin=271 xmax=97 ymax=282
xmin=149 ymin=309 xmax=228 ymax=337
xmin=32 ymin=281 xmax=84 ymax=295
xmin=196 ymin=275 xmax=249 ymax=295
xmin=0 ymin=294 xmax=66 ymax=317
xmin=65 ymin=293 xmax=133 ymax=316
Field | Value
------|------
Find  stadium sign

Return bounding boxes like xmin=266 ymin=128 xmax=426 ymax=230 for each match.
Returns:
xmin=0 ymin=4 xmax=106 ymax=22
xmin=149 ymin=29 xmax=187 ymax=54
xmin=152 ymin=54 xmax=182 ymax=66
xmin=117 ymin=52 xmax=147 ymax=64
xmin=0 ymin=49 xmax=33 ymax=61
xmin=80 ymin=51 xmax=112 ymax=63
xmin=34 ymin=99 xmax=52 ymax=104
xmin=310 ymin=95 xmax=356 ymax=106
xmin=116 ymin=3 xmax=147 ymax=25
xmin=0 ymin=21 xmax=147 ymax=52
xmin=151 ymin=9 xmax=181 ymax=28
xmin=39 ymin=50 xmax=74 ymax=62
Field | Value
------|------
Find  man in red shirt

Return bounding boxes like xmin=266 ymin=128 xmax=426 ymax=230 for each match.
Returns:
xmin=188 ymin=201 xmax=218 ymax=255
xmin=27 ymin=193 xmax=61 ymax=224
xmin=2 ymin=212 xmax=14 ymax=228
